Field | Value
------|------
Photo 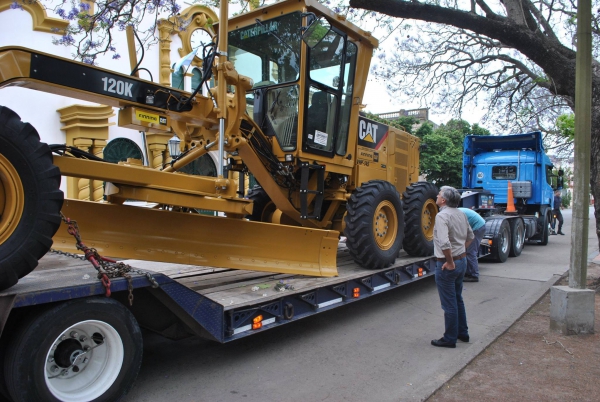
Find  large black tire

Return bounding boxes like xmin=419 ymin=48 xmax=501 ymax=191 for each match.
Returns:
xmin=344 ymin=180 xmax=405 ymax=269
xmin=0 ymin=106 xmax=63 ymax=291
xmin=402 ymin=182 xmax=438 ymax=256
xmin=508 ymin=218 xmax=525 ymax=257
xmin=539 ymin=211 xmax=550 ymax=246
xmin=4 ymin=298 xmax=143 ymax=402
xmin=492 ymin=219 xmax=511 ymax=262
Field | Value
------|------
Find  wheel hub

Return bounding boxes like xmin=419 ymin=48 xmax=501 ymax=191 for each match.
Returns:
xmin=47 ymin=329 xmax=102 ymax=379
xmin=0 ymin=154 xmax=24 ymax=244
xmin=373 ymin=200 xmax=398 ymax=250
xmin=421 ymin=199 xmax=437 ymax=241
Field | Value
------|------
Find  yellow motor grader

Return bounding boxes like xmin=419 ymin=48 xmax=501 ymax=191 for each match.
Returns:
xmin=0 ymin=0 xmax=438 ymax=292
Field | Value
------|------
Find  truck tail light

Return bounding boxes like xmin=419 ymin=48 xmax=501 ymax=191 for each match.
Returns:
xmin=353 ymin=287 xmax=360 ymax=298
xmin=252 ymin=315 xmax=263 ymax=329
xmin=418 ymin=268 xmax=424 ymax=277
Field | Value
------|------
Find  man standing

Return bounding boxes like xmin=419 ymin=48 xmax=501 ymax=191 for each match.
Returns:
xmin=431 ymin=186 xmax=474 ymax=348
xmin=458 ymin=207 xmax=486 ymax=282
xmin=553 ymin=190 xmax=565 ymax=235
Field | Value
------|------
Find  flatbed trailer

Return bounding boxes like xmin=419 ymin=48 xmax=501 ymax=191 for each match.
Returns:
xmin=1 ymin=245 xmax=435 ymax=343
xmin=0 ymin=244 xmax=435 ymax=401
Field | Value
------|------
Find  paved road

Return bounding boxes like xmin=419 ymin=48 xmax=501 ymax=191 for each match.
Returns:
xmin=124 ymin=207 xmax=596 ymax=402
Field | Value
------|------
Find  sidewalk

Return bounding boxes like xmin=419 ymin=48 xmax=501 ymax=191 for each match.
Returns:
xmin=427 ymin=252 xmax=600 ymax=402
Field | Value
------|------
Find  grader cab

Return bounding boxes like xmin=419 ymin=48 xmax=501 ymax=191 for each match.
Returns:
xmin=0 ymin=0 xmax=438 ymax=291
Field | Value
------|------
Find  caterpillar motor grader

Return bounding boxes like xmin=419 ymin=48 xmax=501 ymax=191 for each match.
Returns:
xmin=0 ymin=0 xmax=439 ymax=292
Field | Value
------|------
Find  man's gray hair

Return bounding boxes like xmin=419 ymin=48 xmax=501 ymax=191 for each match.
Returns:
xmin=440 ymin=186 xmax=461 ymax=208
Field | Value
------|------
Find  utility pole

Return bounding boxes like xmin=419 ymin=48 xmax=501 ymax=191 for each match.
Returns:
xmin=550 ymin=0 xmax=595 ymax=334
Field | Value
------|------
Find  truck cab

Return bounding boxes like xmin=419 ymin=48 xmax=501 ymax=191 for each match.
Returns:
xmin=462 ymin=132 xmax=555 ymax=214
xmin=460 ymin=131 xmax=555 ymax=262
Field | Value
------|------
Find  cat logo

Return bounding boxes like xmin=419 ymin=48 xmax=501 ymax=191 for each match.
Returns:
xmin=359 ymin=119 xmax=379 ymax=143
xmin=159 ymin=116 xmax=167 ymax=125
xmin=358 ymin=117 xmax=388 ymax=150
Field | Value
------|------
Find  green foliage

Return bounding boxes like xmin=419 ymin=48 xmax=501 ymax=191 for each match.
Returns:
xmin=415 ymin=122 xmax=433 ymax=139
xmin=363 ymin=112 xmax=417 ymax=134
xmin=419 ymin=119 xmax=490 ymax=188
xmin=562 ymin=191 xmax=572 ymax=209
xmin=556 ymin=114 xmax=575 ymax=141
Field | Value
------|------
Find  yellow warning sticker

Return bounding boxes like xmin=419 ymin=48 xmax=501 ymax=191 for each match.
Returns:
xmin=136 ymin=110 xmax=159 ymax=124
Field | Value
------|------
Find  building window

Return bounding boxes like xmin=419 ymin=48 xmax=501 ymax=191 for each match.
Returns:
xmin=103 ymin=138 xmax=143 ymax=163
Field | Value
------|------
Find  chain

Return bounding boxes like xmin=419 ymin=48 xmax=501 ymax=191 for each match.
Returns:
xmin=55 ymin=212 xmax=159 ymax=305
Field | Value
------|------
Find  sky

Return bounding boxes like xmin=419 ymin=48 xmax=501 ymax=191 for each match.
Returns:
xmin=362 ymin=75 xmax=487 ymax=127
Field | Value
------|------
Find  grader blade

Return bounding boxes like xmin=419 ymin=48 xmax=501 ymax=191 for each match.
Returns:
xmin=54 ymin=200 xmax=339 ymax=277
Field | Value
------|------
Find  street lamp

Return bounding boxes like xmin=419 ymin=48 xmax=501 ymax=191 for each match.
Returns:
xmin=168 ymin=135 xmax=181 ymax=158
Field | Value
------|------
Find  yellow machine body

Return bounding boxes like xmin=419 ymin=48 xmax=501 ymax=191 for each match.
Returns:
xmin=0 ymin=0 xmax=427 ymax=285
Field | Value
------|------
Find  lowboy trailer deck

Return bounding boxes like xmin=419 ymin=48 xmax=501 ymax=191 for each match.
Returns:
xmin=0 ymin=245 xmax=434 ymax=345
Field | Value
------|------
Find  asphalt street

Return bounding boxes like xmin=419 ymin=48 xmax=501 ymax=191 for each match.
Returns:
xmin=124 ymin=207 xmax=596 ymax=402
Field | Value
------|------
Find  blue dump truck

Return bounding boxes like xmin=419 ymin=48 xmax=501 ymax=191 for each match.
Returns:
xmin=459 ymin=132 xmax=555 ymax=262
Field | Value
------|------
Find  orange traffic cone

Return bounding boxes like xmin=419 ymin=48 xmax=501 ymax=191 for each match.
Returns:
xmin=506 ymin=181 xmax=516 ymax=213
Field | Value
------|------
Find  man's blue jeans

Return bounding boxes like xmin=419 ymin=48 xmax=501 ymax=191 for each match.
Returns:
xmin=466 ymin=226 xmax=486 ymax=278
xmin=435 ymin=258 xmax=469 ymax=343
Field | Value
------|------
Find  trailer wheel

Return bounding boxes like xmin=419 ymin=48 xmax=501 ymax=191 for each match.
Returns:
xmin=492 ymin=219 xmax=511 ymax=262
xmin=4 ymin=298 xmax=143 ymax=402
xmin=246 ymin=186 xmax=276 ymax=222
xmin=0 ymin=106 xmax=63 ymax=291
xmin=402 ymin=182 xmax=438 ymax=256
xmin=344 ymin=180 xmax=404 ymax=269
xmin=508 ymin=218 xmax=525 ymax=257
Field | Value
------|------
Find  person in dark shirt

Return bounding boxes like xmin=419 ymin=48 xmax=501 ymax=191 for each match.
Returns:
xmin=553 ymin=190 xmax=564 ymax=235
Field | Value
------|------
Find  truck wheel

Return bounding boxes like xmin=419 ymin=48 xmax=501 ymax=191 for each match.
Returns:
xmin=344 ymin=180 xmax=404 ymax=269
xmin=4 ymin=298 xmax=142 ymax=402
xmin=508 ymin=218 xmax=525 ymax=257
xmin=539 ymin=212 xmax=550 ymax=246
xmin=0 ymin=106 xmax=63 ymax=291
xmin=492 ymin=219 xmax=511 ymax=263
xmin=246 ymin=186 xmax=276 ymax=222
xmin=402 ymin=182 xmax=438 ymax=256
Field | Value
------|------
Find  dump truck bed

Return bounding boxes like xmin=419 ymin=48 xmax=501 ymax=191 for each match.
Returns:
xmin=0 ymin=243 xmax=435 ymax=343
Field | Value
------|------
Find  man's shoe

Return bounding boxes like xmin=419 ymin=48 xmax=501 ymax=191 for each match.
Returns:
xmin=550 ymin=230 xmax=556 ymax=235
xmin=431 ymin=338 xmax=456 ymax=348
xmin=458 ymin=335 xmax=470 ymax=342
xmin=463 ymin=276 xmax=479 ymax=282
xmin=558 ymin=231 xmax=565 ymax=235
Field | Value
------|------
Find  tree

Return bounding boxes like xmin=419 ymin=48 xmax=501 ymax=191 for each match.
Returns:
xmin=348 ymin=0 xmax=600 ymax=249
xmin=420 ymin=119 xmax=490 ymax=187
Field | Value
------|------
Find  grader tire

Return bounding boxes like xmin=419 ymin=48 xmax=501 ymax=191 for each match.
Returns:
xmin=402 ymin=182 xmax=439 ymax=257
xmin=0 ymin=106 xmax=63 ymax=291
xmin=245 ymin=186 xmax=276 ymax=222
xmin=344 ymin=180 xmax=404 ymax=270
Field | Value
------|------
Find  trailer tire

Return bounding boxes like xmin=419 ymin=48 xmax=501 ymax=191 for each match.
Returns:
xmin=344 ymin=180 xmax=404 ymax=269
xmin=508 ymin=218 xmax=525 ymax=257
xmin=4 ymin=297 xmax=142 ymax=402
xmin=0 ymin=106 xmax=63 ymax=291
xmin=401 ymin=182 xmax=438 ymax=256
xmin=492 ymin=219 xmax=511 ymax=263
